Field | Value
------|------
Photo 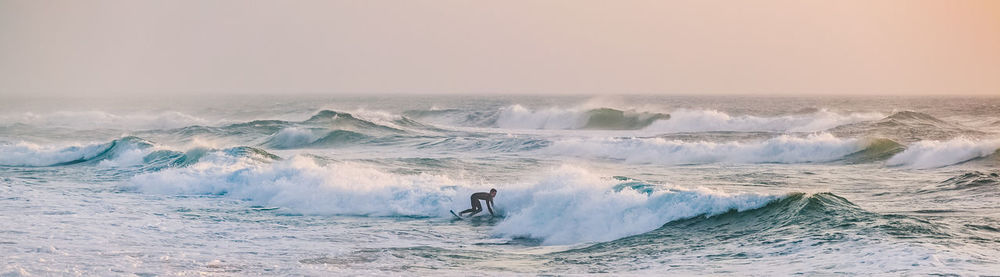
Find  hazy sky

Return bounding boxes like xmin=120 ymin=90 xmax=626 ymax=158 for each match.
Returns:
xmin=1 ymin=0 xmax=998 ymax=96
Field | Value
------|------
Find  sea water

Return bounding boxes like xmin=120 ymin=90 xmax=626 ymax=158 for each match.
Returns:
xmin=2 ymin=95 xmax=999 ymax=275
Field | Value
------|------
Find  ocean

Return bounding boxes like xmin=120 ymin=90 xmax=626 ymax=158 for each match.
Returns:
xmin=2 ymin=95 xmax=999 ymax=275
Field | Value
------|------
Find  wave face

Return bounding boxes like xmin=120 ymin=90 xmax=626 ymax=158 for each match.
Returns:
xmin=545 ymin=133 xmax=867 ymax=164
xmin=887 ymin=138 xmax=1000 ymax=169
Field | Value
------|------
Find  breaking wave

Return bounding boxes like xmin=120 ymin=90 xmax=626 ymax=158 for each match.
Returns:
xmin=0 ymin=136 xmax=153 ymax=167
xmin=492 ymin=167 xmax=783 ymax=244
xmin=887 ymin=138 xmax=1000 ymax=169
xmin=128 ymin=161 xmax=783 ymax=244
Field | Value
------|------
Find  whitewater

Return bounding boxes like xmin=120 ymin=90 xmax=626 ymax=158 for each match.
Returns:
xmin=2 ymin=95 xmax=1000 ymax=275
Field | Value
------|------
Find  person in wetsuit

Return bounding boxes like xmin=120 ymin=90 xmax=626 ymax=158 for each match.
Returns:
xmin=458 ymin=188 xmax=496 ymax=217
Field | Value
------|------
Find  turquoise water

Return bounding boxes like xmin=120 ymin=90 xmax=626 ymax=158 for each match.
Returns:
xmin=1 ymin=95 xmax=999 ymax=275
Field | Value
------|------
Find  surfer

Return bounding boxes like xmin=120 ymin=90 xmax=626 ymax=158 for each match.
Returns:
xmin=458 ymin=188 xmax=497 ymax=217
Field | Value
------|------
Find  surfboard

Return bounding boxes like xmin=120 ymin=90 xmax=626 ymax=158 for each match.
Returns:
xmin=449 ymin=210 xmax=463 ymax=220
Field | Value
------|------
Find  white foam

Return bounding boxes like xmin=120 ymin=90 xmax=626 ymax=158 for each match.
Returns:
xmin=645 ymin=109 xmax=884 ymax=133
xmin=130 ymin=154 xmax=462 ymax=217
xmin=887 ymin=138 xmax=1000 ymax=169
xmin=493 ymin=166 xmax=782 ymax=245
xmin=495 ymin=105 xmax=588 ymax=129
xmin=96 ymin=145 xmax=148 ymax=168
xmin=545 ymin=133 xmax=865 ymax=164
xmin=0 ymin=141 xmax=111 ymax=166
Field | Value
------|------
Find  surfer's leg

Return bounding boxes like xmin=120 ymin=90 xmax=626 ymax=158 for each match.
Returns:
xmin=464 ymin=199 xmax=482 ymax=216
xmin=460 ymin=198 xmax=482 ymax=215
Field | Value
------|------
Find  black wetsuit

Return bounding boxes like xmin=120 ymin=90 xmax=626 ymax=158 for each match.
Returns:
xmin=459 ymin=192 xmax=494 ymax=217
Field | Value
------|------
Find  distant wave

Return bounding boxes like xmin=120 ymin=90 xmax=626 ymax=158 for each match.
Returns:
xmin=544 ymin=133 xmax=869 ymax=164
xmin=262 ymin=127 xmax=371 ymax=149
xmin=0 ymin=136 xmax=152 ymax=167
xmin=0 ymin=111 xmax=214 ymax=130
xmin=918 ymin=171 xmax=1000 ymax=193
xmin=411 ymin=135 xmax=551 ymax=153
xmin=830 ymin=111 xmax=988 ymax=142
xmin=304 ymin=110 xmax=402 ymax=132
xmin=403 ymin=108 xmax=499 ymax=128
xmin=0 ymin=136 xmax=281 ymax=170
xmin=411 ymin=105 xmax=883 ymax=132
xmin=644 ymin=109 xmax=884 ymax=133
xmin=495 ymin=105 xmax=670 ymax=130
xmin=841 ymin=138 xmax=905 ymax=164
xmin=887 ymin=138 xmax=1000 ymax=169
xmin=160 ymin=109 xmax=427 ymax=147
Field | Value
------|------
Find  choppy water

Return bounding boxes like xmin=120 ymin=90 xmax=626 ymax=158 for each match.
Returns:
xmin=2 ymin=95 xmax=999 ymax=275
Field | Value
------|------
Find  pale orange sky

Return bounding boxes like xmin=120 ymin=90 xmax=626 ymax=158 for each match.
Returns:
xmin=1 ymin=0 xmax=998 ymax=96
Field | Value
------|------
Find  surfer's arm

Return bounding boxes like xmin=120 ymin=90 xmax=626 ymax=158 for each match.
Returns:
xmin=487 ymin=199 xmax=494 ymax=216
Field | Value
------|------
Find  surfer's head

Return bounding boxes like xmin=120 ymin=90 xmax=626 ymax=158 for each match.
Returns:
xmin=490 ymin=188 xmax=497 ymax=197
